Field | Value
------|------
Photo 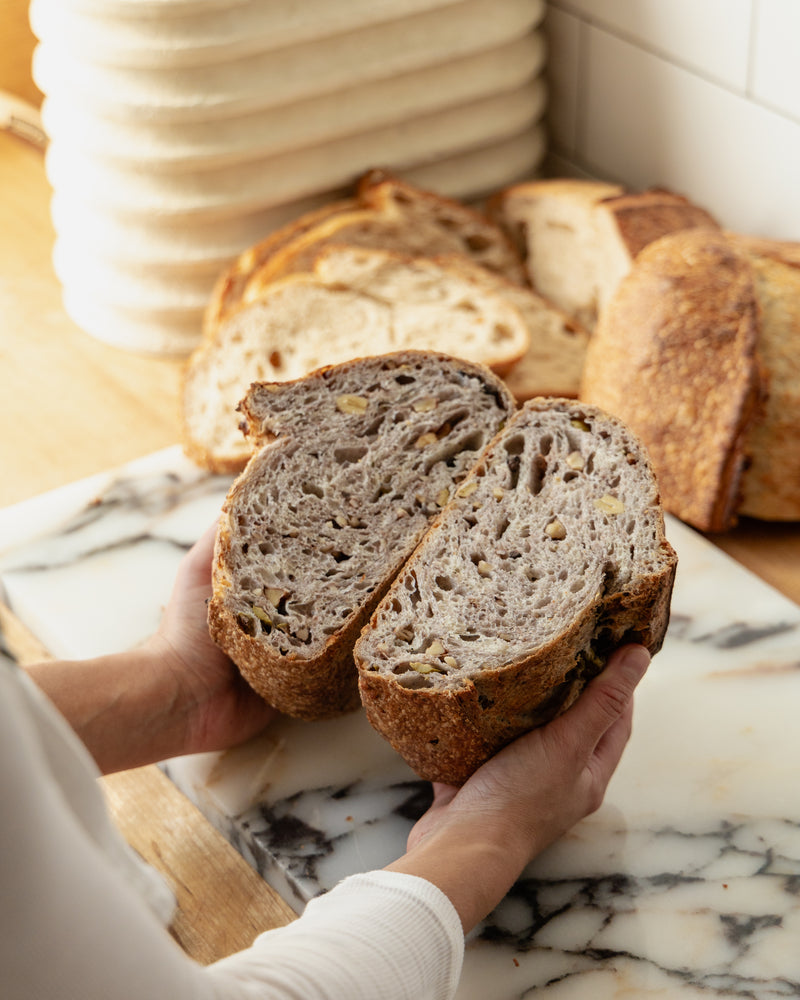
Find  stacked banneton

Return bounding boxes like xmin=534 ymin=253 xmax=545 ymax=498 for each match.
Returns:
xmin=30 ymin=0 xmax=548 ymax=355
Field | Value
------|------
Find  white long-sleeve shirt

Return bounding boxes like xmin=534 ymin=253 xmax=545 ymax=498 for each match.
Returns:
xmin=0 ymin=656 xmax=464 ymax=1000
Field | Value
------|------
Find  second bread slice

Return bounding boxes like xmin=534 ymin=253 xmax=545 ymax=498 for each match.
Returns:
xmin=354 ymin=397 xmax=677 ymax=784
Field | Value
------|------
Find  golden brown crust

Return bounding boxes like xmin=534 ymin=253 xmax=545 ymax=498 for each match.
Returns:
xmin=203 ymin=199 xmax=356 ymax=335
xmin=733 ymin=246 xmax=800 ymax=520
xmin=580 ymin=229 xmax=764 ymax=533
xmin=358 ymin=167 xmax=528 ymax=283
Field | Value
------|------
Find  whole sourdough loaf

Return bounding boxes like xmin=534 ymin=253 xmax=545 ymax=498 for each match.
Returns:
xmin=208 ymin=351 xmax=516 ymax=720
xmin=182 ymin=246 xmax=532 ymax=473
xmin=354 ymin=396 xmax=677 ymax=784
xmin=488 ymin=178 xmax=719 ymax=330
xmin=580 ymin=228 xmax=800 ymax=531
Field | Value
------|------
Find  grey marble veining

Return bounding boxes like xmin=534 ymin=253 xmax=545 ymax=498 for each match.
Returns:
xmin=2 ymin=446 xmax=800 ymax=998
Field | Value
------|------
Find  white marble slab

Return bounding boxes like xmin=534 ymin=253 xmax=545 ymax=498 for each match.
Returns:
xmin=2 ymin=445 xmax=799 ymax=998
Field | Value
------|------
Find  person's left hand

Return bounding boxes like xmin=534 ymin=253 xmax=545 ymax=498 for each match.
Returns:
xmin=145 ymin=521 xmax=279 ymax=756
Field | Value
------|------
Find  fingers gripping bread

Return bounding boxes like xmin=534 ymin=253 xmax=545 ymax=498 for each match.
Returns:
xmin=354 ymin=398 xmax=677 ymax=784
xmin=208 ymin=352 xmax=515 ymax=720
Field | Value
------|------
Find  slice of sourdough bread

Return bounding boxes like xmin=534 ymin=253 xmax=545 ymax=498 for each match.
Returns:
xmin=204 ymin=170 xmax=526 ymax=335
xmin=208 ymin=351 xmax=516 ymax=720
xmin=488 ymin=179 xmax=719 ymax=330
xmin=182 ymin=246 xmax=531 ymax=473
xmin=354 ymin=397 xmax=677 ymax=784
xmin=426 ymin=253 xmax=590 ymax=400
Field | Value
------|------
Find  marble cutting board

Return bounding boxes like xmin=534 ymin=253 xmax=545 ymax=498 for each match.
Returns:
xmin=1 ymin=445 xmax=799 ymax=999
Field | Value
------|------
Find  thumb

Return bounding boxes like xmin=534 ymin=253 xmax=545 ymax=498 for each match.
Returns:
xmin=551 ymin=644 xmax=650 ymax=760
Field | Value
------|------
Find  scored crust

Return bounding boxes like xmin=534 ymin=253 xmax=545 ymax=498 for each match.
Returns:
xmin=580 ymin=228 xmax=764 ymax=533
xmin=354 ymin=397 xmax=677 ymax=784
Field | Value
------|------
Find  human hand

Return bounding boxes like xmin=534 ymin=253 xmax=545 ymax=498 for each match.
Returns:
xmin=387 ymin=644 xmax=650 ymax=932
xmin=145 ymin=521 xmax=279 ymax=756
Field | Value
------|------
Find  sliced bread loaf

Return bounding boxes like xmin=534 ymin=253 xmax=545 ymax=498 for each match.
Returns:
xmin=488 ymin=178 xmax=719 ymax=330
xmin=354 ymin=397 xmax=677 ymax=784
xmin=182 ymin=246 xmax=531 ymax=473
xmin=208 ymin=351 xmax=516 ymax=720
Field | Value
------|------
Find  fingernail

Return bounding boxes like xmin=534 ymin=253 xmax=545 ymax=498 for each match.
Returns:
xmin=619 ymin=644 xmax=650 ymax=682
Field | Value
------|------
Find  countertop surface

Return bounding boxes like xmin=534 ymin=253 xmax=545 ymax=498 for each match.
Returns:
xmin=0 ymin=126 xmax=297 ymax=961
xmin=3 ymin=123 xmax=800 ymax=986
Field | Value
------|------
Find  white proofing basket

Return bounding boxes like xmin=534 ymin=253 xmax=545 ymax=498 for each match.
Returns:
xmin=31 ymin=0 xmax=548 ymax=355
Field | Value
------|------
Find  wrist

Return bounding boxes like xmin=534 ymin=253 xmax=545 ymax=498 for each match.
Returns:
xmin=387 ymin=814 xmax=531 ymax=934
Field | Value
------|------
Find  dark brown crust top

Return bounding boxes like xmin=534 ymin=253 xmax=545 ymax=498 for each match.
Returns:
xmin=580 ymin=228 xmax=764 ymax=533
xmin=602 ymin=188 xmax=720 ymax=257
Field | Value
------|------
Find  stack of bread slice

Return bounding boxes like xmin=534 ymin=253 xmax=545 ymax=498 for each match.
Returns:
xmin=31 ymin=0 xmax=549 ymax=354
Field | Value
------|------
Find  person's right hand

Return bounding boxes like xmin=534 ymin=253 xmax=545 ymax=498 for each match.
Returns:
xmin=387 ymin=643 xmax=651 ymax=933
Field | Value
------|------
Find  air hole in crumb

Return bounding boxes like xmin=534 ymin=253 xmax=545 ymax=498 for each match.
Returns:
xmin=529 ymin=454 xmax=548 ymax=495
xmin=334 ymin=446 xmax=368 ymax=464
xmin=466 ymin=233 xmax=492 ymax=251
xmin=504 ymin=434 xmax=525 ymax=457
xmin=435 ymin=575 xmax=453 ymax=591
xmin=395 ymin=374 xmax=416 ymax=385
xmin=491 ymin=323 xmax=513 ymax=342
xmin=301 ymin=482 xmax=325 ymax=498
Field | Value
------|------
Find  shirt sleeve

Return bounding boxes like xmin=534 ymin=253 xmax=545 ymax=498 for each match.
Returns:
xmin=0 ymin=658 xmax=463 ymax=1000
xmin=207 ymin=871 xmax=464 ymax=1000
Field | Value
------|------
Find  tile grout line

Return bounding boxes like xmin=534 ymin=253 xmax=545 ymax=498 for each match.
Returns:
xmin=546 ymin=0 xmax=800 ymax=129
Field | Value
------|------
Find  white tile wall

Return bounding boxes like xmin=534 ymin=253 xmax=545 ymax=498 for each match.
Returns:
xmin=751 ymin=0 xmax=800 ymax=121
xmin=542 ymin=0 xmax=800 ymax=240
